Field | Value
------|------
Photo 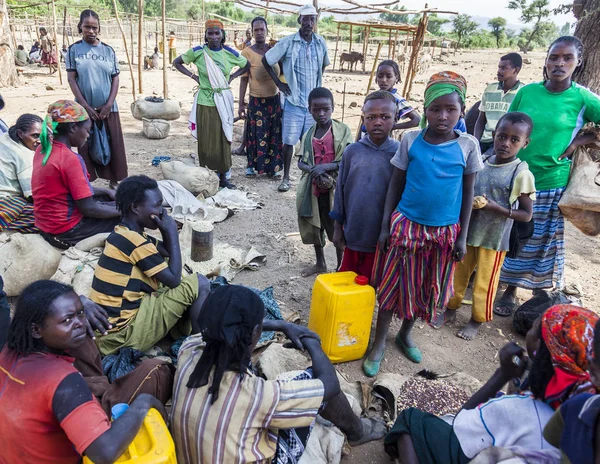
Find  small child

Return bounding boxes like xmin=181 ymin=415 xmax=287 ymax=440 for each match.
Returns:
xmin=543 ymin=317 xmax=600 ymax=464
xmin=296 ymin=87 xmax=352 ymax=277
xmin=436 ymin=112 xmax=536 ymax=341
xmin=91 ymin=175 xmax=209 ymax=355
xmin=361 ymin=60 xmax=421 ymax=136
xmin=364 ymin=71 xmax=483 ymax=375
xmin=331 ymin=90 xmax=400 ymax=282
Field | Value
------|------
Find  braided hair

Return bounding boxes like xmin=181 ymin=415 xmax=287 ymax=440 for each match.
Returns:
xmin=8 ymin=114 xmax=42 ymax=144
xmin=543 ymin=35 xmax=584 ymax=81
xmin=378 ymin=60 xmax=401 ymax=83
xmin=8 ymin=280 xmax=74 ymax=354
xmin=115 ymin=175 xmax=158 ymax=218
xmin=78 ymin=9 xmax=101 ymax=35
xmin=186 ymin=285 xmax=265 ymax=404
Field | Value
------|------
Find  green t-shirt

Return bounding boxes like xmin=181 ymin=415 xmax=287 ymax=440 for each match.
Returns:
xmin=508 ymin=81 xmax=600 ymax=190
xmin=182 ymin=45 xmax=247 ymax=107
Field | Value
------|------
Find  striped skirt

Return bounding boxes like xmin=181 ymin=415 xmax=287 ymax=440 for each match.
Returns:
xmin=372 ymin=212 xmax=460 ymax=322
xmin=500 ymin=187 xmax=565 ymax=290
xmin=0 ymin=196 xmax=37 ymax=233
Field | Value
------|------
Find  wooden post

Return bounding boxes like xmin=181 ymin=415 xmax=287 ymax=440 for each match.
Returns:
xmin=402 ymin=12 xmax=428 ymax=99
xmin=332 ymin=22 xmax=340 ymax=71
xmin=130 ymin=15 xmax=135 ymax=65
xmin=162 ymin=0 xmax=168 ymax=99
xmin=138 ymin=0 xmax=143 ymax=94
xmin=361 ymin=26 xmax=370 ymax=73
xmin=355 ymin=42 xmax=382 ymax=141
xmin=391 ymin=29 xmax=398 ymax=60
xmin=111 ymin=0 xmax=136 ymax=101
xmin=348 ymin=24 xmax=352 ymax=52
xmin=387 ymin=28 xmax=392 ymax=58
xmin=62 ymin=7 xmax=68 ymax=46
xmin=68 ymin=13 xmax=75 ymax=46
xmin=50 ymin=0 xmax=63 ymax=84
xmin=341 ymin=81 xmax=346 ymax=122
xmin=264 ymin=0 xmax=270 ymax=19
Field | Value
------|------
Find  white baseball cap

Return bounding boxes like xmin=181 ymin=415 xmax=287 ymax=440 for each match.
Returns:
xmin=298 ymin=4 xmax=318 ymax=16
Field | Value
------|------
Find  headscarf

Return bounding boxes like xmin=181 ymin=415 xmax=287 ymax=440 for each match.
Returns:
xmin=420 ymin=71 xmax=467 ymax=128
xmin=40 ymin=100 xmax=88 ymax=165
xmin=205 ymin=19 xmax=224 ymax=30
xmin=186 ymin=285 xmax=265 ymax=403
xmin=541 ymin=304 xmax=598 ymax=406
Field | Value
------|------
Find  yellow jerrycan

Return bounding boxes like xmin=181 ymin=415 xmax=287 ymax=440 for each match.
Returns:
xmin=308 ymin=272 xmax=376 ymax=363
xmin=83 ymin=408 xmax=176 ymax=464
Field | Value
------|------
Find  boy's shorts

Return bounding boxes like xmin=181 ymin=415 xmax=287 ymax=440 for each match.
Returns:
xmin=298 ymin=195 xmax=334 ymax=247
xmin=283 ymin=100 xmax=315 ymax=146
xmin=96 ymin=274 xmax=199 ymax=356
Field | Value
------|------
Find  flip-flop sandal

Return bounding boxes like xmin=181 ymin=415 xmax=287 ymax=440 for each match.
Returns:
xmin=348 ymin=417 xmax=388 ymax=446
xmin=493 ymin=301 xmax=517 ymax=317
xmin=395 ymin=332 xmax=422 ymax=363
xmin=245 ymin=168 xmax=257 ymax=178
xmin=219 ymin=180 xmax=237 ymax=190
xmin=363 ymin=351 xmax=384 ymax=377
xmin=278 ymin=180 xmax=291 ymax=192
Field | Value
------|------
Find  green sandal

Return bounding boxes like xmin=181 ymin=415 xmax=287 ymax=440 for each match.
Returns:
xmin=363 ymin=351 xmax=384 ymax=377
xmin=395 ymin=332 xmax=422 ymax=363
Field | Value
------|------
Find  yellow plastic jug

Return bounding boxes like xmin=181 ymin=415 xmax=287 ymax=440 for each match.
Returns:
xmin=308 ymin=272 xmax=376 ymax=363
xmin=83 ymin=408 xmax=177 ymax=464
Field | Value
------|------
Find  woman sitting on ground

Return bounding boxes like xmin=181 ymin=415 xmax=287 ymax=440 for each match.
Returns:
xmin=171 ymin=285 xmax=386 ymax=464
xmin=0 ymin=114 xmax=42 ymax=233
xmin=0 ymin=280 xmax=167 ymax=463
xmin=384 ymin=304 xmax=598 ymax=464
xmin=32 ymin=100 xmax=120 ymax=248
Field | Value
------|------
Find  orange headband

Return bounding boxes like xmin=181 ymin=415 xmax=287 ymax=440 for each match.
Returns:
xmin=205 ymin=19 xmax=224 ymax=30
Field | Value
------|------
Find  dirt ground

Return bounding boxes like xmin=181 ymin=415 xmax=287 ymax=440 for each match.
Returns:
xmin=3 ymin=43 xmax=600 ymax=463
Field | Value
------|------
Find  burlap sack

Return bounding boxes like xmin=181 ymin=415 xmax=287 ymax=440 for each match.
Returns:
xmin=0 ymin=234 xmax=62 ymax=296
xmin=559 ymin=146 xmax=600 ymax=236
xmin=160 ymin=160 xmax=219 ymax=197
xmin=131 ymin=98 xmax=181 ymax=121
xmin=142 ymin=118 xmax=171 ymax=139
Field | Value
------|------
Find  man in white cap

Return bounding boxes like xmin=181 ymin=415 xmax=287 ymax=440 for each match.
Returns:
xmin=262 ymin=4 xmax=330 ymax=192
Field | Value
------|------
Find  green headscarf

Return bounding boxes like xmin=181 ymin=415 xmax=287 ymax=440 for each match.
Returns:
xmin=420 ymin=71 xmax=467 ymax=128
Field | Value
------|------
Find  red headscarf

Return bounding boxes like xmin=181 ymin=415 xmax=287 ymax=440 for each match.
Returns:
xmin=541 ymin=304 xmax=598 ymax=407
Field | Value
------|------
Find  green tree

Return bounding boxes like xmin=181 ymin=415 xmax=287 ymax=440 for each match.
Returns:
xmin=427 ymin=14 xmax=450 ymax=36
xmin=452 ymin=14 xmax=478 ymax=49
xmin=488 ymin=17 xmax=507 ymax=47
xmin=508 ymin=0 xmax=553 ymax=52
xmin=560 ymin=22 xmax=570 ymax=35
xmin=379 ymin=5 xmax=410 ymax=23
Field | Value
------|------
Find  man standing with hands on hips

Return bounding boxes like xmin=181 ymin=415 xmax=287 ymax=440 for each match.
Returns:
xmin=262 ymin=4 xmax=330 ymax=192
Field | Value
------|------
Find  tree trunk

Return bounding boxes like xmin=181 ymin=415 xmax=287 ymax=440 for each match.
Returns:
xmin=0 ymin=0 xmax=19 ymax=87
xmin=573 ymin=0 xmax=600 ymax=93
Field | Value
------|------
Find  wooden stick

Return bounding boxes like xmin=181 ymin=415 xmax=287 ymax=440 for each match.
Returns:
xmin=338 ymin=0 xmax=458 ymax=15
xmin=138 ymin=0 xmax=143 ymax=94
xmin=130 ymin=14 xmax=135 ymax=65
xmin=111 ymin=0 xmax=136 ymax=101
xmin=50 ymin=0 xmax=62 ymax=84
xmin=355 ymin=41 xmax=382 ymax=141
xmin=361 ymin=25 xmax=370 ymax=73
xmin=348 ymin=24 xmax=352 ymax=52
xmin=387 ymin=28 xmax=392 ymax=59
xmin=341 ymin=82 xmax=346 ymax=122
xmin=68 ymin=13 xmax=75 ymax=46
xmin=332 ymin=22 xmax=340 ymax=70
xmin=162 ymin=0 xmax=168 ymax=99
xmin=61 ymin=6 xmax=67 ymax=46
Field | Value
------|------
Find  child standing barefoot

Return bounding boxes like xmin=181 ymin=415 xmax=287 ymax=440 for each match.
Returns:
xmin=364 ymin=72 xmax=483 ymax=375
xmin=331 ymin=91 xmax=400 ymax=281
xmin=439 ymin=113 xmax=536 ymax=341
xmin=296 ymin=87 xmax=352 ymax=277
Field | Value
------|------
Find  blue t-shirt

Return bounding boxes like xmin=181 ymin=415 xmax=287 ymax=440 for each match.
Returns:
xmin=559 ymin=393 xmax=599 ymax=464
xmin=454 ymin=117 xmax=466 ymax=132
xmin=65 ymin=40 xmax=120 ymax=112
xmin=391 ymin=129 xmax=483 ymax=226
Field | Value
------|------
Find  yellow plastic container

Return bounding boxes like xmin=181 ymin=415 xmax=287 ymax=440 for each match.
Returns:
xmin=308 ymin=272 xmax=376 ymax=363
xmin=83 ymin=408 xmax=176 ymax=464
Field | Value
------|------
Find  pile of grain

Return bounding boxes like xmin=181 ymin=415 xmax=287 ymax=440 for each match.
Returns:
xmin=396 ymin=377 xmax=471 ymax=417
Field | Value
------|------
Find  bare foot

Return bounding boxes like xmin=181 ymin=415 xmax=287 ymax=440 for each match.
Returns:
xmin=430 ymin=308 xmax=457 ymax=329
xmin=457 ymin=319 xmax=482 ymax=341
xmin=301 ymin=263 xmax=326 ymax=277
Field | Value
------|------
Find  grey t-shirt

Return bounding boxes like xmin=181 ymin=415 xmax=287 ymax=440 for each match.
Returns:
xmin=65 ymin=40 xmax=120 ymax=112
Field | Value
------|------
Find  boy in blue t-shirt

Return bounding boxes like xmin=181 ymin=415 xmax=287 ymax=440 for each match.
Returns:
xmin=543 ymin=318 xmax=600 ymax=463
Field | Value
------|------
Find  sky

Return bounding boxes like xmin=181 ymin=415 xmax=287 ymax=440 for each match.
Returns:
xmin=326 ymin=0 xmax=575 ymax=30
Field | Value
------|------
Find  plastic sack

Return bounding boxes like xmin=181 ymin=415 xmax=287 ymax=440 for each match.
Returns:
xmin=559 ymin=145 xmax=600 ymax=236
xmin=88 ymin=119 xmax=111 ymax=166
xmin=142 ymin=118 xmax=170 ymax=139
xmin=0 ymin=234 xmax=62 ymax=296
xmin=160 ymin=159 xmax=219 ymax=197
xmin=131 ymin=97 xmax=181 ymax=121
xmin=513 ymin=290 xmax=576 ymax=335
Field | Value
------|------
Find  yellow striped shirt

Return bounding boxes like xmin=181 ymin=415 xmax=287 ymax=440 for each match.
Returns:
xmin=90 ymin=224 xmax=168 ymax=328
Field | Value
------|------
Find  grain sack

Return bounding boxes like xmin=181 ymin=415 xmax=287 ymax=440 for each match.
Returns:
xmin=142 ymin=118 xmax=171 ymax=139
xmin=0 ymin=234 xmax=62 ymax=296
xmin=161 ymin=160 xmax=219 ymax=197
xmin=51 ymin=247 xmax=101 ymax=296
xmin=131 ymin=98 xmax=181 ymax=121
xmin=559 ymin=146 xmax=600 ymax=236
xmin=75 ymin=232 xmax=110 ymax=252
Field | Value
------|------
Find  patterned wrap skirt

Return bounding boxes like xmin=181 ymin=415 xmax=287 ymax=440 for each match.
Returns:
xmin=246 ymin=94 xmax=283 ymax=175
xmin=372 ymin=211 xmax=459 ymax=322
xmin=500 ymin=187 xmax=565 ymax=290
xmin=0 ymin=196 xmax=37 ymax=233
